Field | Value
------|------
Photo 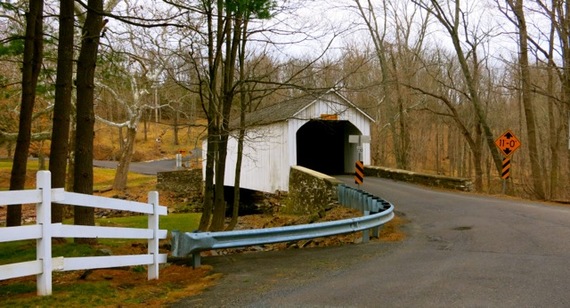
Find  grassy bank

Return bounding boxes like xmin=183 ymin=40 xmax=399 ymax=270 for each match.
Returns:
xmin=0 ymin=159 xmax=214 ymax=306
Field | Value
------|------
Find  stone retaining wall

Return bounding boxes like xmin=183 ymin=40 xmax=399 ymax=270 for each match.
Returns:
xmin=156 ymin=169 xmax=203 ymax=198
xmin=364 ymin=165 xmax=473 ymax=192
xmin=156 ymin=166 xmax=472 ymax=214
xmin=285 ymin=166 xmax=342 ymax=216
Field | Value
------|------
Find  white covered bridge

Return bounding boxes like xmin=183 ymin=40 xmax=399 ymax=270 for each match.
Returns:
xmin=204 ymin=90 xmax=374 ymax=193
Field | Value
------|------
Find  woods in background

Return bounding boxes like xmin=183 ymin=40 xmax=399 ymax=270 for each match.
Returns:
xmin=1 ymin=0 xmax=569 ymax=231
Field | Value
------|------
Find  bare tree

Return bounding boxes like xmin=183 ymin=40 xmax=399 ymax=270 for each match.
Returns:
xmin=96 ymin=76 xmax=151 ymax=191
xmin=406 ymin=50 xmax=485 ymax=190
xmin=73 ymin=0 xmax=104 ymax=243
xmin=49 ymin=0 xmax=75 ymax=223
xmin=411 ymin=0 xmax=504 ymax=187
xmin=498 ymin=0 xmax=545 ymax=199
xmin=353 ymin=0 xmax=408 ymax=168
xmin=7 ymin=0 xmax=44 ymax=226
xmin=164 ymin=0 xmax=277 ymax=231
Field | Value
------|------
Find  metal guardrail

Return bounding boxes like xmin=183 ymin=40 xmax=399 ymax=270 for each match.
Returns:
xmin=337 ymin=184 xmax=393 ymax=213
xmin=171 ymin=184 xmax=395 ymax=267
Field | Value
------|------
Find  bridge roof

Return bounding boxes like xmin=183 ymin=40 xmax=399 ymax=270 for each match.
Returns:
xmin=241 ymin=89 xmax=374 ymax=128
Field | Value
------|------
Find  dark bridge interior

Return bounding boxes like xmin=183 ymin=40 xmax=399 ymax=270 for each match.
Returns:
xmin=296 ymin=120 xmax=360 ymax=175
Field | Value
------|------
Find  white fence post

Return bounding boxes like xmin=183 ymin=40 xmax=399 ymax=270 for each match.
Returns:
xmin=147 ymin=191 xmax=160 ymax=280
xmin=36 ymin=170 xmax=53 ymax=296
xmin=175 ymin=154 xmax=182 ymax=168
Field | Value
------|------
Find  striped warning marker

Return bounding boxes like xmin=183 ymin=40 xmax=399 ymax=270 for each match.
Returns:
xmin=355 ymin=160 xmax=364 ymax=184
xmin=501 ymin=157 xmax=510 ymax=179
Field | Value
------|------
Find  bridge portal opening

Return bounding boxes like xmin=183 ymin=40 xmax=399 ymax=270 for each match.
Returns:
xmin=296 ymin=120 xmax=361 ymax=175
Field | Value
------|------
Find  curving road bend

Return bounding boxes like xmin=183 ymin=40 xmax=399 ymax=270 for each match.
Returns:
xmin=93 ymin=159 xmax=176 ymax=175
xmin=172 ymin=176 xmax=570 ymax=307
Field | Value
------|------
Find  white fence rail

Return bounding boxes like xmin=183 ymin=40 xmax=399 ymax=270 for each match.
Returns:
xmin=0 ymin=171 xmax=168 ymax=296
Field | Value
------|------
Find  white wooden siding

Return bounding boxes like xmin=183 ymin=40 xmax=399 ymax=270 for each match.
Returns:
xmin=224 ymin=122 xmax=290 ymax=192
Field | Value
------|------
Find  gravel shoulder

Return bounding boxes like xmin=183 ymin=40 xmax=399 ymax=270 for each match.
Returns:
xmin=170 ymin=239 xmax=404 ymax=307
xmin=169 ymin=204 xmax=407 ymax=307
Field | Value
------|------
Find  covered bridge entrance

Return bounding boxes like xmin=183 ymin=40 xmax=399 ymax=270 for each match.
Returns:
xmin=296 ymin=120 xmax=361 ymax=175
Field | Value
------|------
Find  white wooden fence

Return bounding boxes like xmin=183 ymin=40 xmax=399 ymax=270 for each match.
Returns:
xmin=0 ymin=171 xmax=168 ymax=296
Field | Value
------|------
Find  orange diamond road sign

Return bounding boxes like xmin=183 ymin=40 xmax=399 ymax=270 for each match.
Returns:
xmin=495 ymin=130 xmax=521 ymax=156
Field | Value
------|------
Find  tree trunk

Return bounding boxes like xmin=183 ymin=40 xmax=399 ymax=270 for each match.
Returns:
xmin=210 ymin=91 xmax=237 ymax=231
xmin=546 ymin=19 xmax=559 ymax=199
xmin=228 ymin=125 xmax=245 ymax=230
xmin=398 ymin=96 xmax=410 ymax=169
xmin=548 ymin=95 xmax=559 ymax=199
xmin=198 ymin=128 xmax=216 ymax=231
xmin=112 ymin=126 xmax=136 ymax=191
xmin=143 ymin=110 xmax=148 ymax=141
xmin=74 ymin=0 xmax=103 ymax=244
xmin=174 ymin=109 xmax=179 ymax=145
xmin=198 ymin=1 xmax=220 ymax=231
xmin=509 ymin=0 xmax=546 ymax=199
xmin=210 ymin=126 xmax=230 ymax=231
xmin=7 ymin=0 xmax=44 ymax=226
xmin=227 ymin=19 xmax=249 ymax=231
xmin=49 ymin=0 xmax=74 ymax=223
xmin=474 ymin=123 xmax=484 ymax=191
xmin=209 ymin=11 xmax=242 ymax=231
xmin=389 ymin=50 xmax=410 ymax=170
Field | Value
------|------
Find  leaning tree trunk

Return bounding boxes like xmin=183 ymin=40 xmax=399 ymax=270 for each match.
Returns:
xmin=7 ymin=0 xmax=44 ymax=226
xmin=112 ymin=126 xmax=137 ymax=191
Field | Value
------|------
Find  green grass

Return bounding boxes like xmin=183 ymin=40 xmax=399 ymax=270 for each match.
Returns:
xmin=0 ymin=241 xmax=96 ymax=266
xmin=95 ymin=213 xmax=201 ymax=248
xmin=0 ymin=280 xmax=118 ymax=307
xmin=0 ymin=282 xmax=37 ymax=297
xmin=0 ymin=212 xmax=201 ymax=265
xmin=0 ymin=241 xmax=37 ymax=265
xmin=97 ymin=212 xmax=201 ymax=232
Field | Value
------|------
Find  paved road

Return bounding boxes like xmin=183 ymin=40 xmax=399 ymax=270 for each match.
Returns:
xmin=172 ymin=176 xmax=570 ymax=307
xmin=93 ymin=159 xmax=176 ymax=175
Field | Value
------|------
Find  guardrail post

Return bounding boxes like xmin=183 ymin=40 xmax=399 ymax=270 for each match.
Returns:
xmin=337 ymin=185 xmax=345 ymax=205
xmin=362 ymin=210 xmax=370 ymax=243
xmin=351 ymin=189 xmax=358 ymax=210
xmin=148 ymin=191 xmax=160 ymax=280
xmin=192 ymin=252 xmax=201 ymax=268
xmin=36 ymin=170 xmax=52 ymax=296
xmin=370 ymin=198 xmax=380 ymax=238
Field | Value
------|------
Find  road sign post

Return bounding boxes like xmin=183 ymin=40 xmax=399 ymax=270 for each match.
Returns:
xmin=501 ymin=156 xmax=511 ymax=180
xmin=355 ymin=160 xmax=364 ymax=185
xmin=494 ymin=130 xmax=521 ymax=194
xmin=349 ymin=135 xmax=370 ymax=186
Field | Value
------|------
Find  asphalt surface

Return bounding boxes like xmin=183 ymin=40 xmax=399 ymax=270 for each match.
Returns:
xmin=171 ymin=176 xmax=570 ymax=307
xmin=93 ymin=159 xmax=177 ymax=175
